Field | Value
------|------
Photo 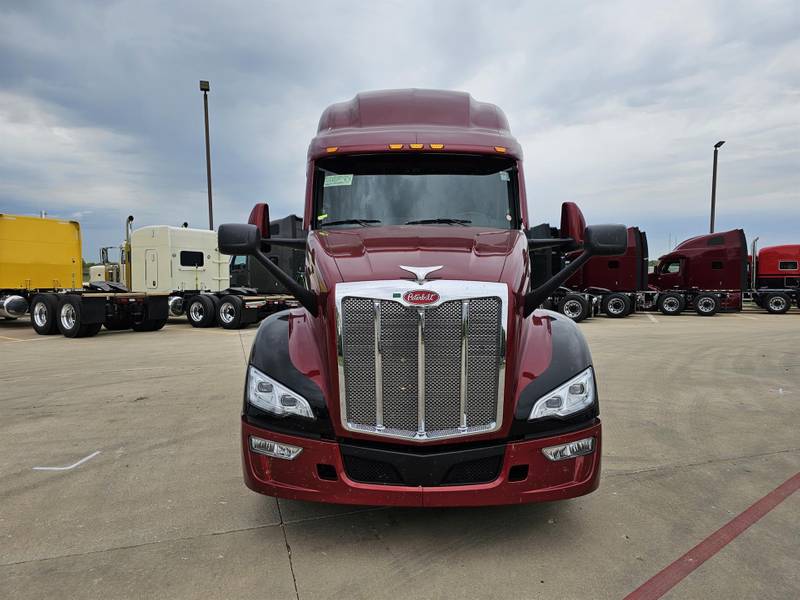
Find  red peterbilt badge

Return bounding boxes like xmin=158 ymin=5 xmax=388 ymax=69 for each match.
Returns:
xmin=403 ymin=290 xmax=440 ymax=305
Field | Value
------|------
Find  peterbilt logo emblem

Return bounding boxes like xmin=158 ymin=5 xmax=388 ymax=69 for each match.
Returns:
xmin=403 ymin=290 xmax=440 ymax=305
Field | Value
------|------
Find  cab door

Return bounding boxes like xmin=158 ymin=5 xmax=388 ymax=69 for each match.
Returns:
xmin=145 ymin=249 xmax=158 ymax=289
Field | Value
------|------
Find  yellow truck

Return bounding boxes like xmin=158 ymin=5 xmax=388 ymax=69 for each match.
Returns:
xmin=0 ymin=213 xmax=169 ymax=337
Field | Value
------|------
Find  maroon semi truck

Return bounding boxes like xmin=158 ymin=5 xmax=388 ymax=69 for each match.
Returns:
xmin=552 ymin=225 xmax=799 ymax=318
xmin=650 ymin=232 xmax=800 ymax=315
xmin=541 ymin=203 xmax=648 ymax=320
xmin=218 ymin=89 xmax=627 ymax=507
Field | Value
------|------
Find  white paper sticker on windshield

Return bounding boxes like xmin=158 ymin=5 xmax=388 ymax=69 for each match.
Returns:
xmin=499 ymin=171 xmax=510 ymax=181
xmin=324 ymin=174 xmax=353 ymax=187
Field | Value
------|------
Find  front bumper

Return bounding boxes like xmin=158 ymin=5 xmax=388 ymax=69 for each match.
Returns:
xmin=241 ymin=420 xmax=601 ymax=507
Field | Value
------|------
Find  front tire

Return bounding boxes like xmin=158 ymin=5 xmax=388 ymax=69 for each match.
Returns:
xmin=30 ymin=294 xmax=59 ymax=335
xmin=694 ymin=293 xmax=719 ymax=316
xmin=218 ymin=295 xmax=245 ymax=329
xmin=764 ymin=292 xmax=791 ymax=314
xmin=558 ymin=294 xmax=590 ymax=322
xmin=602 ymin=293 xmax=632 ymax=318
xmin=186 ymin=295 xmax=217 ymax=328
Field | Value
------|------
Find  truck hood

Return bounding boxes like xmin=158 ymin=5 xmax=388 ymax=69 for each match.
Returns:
xmin=309 ymin=225 xmax=522 ymax=285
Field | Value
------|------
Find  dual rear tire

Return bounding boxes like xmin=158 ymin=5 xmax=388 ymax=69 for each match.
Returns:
xmin=30 ymin=293 xmax=60 ymax=335
xmin=601 ymin=293 xmax=632 ymax=318
xmin=56 ymin=296 xmax=102 ymax=338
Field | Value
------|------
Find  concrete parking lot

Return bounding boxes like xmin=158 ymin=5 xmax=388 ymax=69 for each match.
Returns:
xmin=1 ymin=310 xmax=798 ymax=599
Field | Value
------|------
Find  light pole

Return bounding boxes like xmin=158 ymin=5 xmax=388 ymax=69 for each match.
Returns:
xmin=709 ymin=140 xmax=725 ymax=233
xmin=200 ymin=80 xmax=213 ymax=230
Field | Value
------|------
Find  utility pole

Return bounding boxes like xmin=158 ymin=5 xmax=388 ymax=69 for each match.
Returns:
xmin=709 ymin=140 xmax=725 ymax=233
xmin=200 ymin=80 xmax=213 ymax=230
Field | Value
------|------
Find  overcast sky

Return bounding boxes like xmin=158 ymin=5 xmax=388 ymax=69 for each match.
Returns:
xmin=1 ymin=0 xmax=798 ymax=260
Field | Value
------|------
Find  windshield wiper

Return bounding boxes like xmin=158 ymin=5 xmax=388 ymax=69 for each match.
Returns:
xmin=405 ymin=218 xmax=472 ymax=225
xmin=319 ymin=219 xmax=381 ymax=228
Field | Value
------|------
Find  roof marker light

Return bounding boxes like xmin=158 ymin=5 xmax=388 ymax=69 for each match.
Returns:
xmin=430 ymin=143 xmax=445 ymax=149
xmin=326 ymin=146 xmax=338 ymax=153
xmin=494 ymin=146 xmax=507 ymax=153
xmin=389 ymin=144 xmax=404 ymax=150
xmin=409 ymin=143 xmax=424 ymax=149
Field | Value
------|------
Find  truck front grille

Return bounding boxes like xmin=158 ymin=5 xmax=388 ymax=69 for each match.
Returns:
xmin=338 ymin=285 xmax=505 ymax=442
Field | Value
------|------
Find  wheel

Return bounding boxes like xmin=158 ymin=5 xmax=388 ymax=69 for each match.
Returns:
xmin=186 ymin=295 xmax=217 ymax=327
xmin=764 ymin=292 xmax=791 ymax=314
xmin=601 ymin=293 xmax=632 ymax=318
xmin=132 ymin=318 xmax=167 ymax=332
xmin=30 ymin=294 xmax=59 ymax=335
xmin=57 ymin=296 xmax=102 ymax=337
xmin=694 ymin=293 xmax=719 ymax=316
xmin=104 ymin=315 xmax=131 ymax=331
xmin=657 ymin=293 xmax=685 ymax=316
xmin=218 ymin=295 xmax=245 ymax=329
xmin=557 ymin=294 xmax=590 ymax=322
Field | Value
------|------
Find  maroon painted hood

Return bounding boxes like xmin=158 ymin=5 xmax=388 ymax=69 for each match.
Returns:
xmin=310 ymin=226 xmax=523 ymax=285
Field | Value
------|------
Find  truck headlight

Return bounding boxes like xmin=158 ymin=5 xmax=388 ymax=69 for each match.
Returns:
xmin=528 ymin=367 xmax=595 ymax=420
xmin=247 ymin=365 xmax=315 ymax=419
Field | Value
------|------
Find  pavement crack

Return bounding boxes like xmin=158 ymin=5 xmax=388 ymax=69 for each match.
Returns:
xmin=276 ymin=499 xmax=301 ymax=600
xmin=605 ymin=446 xmax=800 ymax=479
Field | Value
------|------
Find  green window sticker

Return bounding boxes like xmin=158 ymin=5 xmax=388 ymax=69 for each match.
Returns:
xmin=324 ymin=174 xmax=354 ymax=187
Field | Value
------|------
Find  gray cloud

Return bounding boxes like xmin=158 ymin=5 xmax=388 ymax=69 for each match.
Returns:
xmin=0 ymin=0 xmax=798 ymax=259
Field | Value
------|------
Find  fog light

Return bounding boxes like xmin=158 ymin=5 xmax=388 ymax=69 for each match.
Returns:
xmin=541 ymin=437 xmax=595 ymax=461
xmin=249 ymin=436 xmax=302 ymax=460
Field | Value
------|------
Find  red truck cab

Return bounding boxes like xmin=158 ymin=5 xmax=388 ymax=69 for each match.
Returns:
xmin=219 ymin=90 xmax=626 ymax=506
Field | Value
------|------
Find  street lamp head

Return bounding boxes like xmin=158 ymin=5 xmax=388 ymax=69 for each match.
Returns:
xmin=714 ymin=140 xmax=725 ymax=149
xmin=199 ymin=80 xmax=210 ymax=92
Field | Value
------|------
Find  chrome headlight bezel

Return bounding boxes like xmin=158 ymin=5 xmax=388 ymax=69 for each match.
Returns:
xmin=247 ymin=365 xmax=315 ymax=420
xmin=528 ymin=366 xmax=596 ymax=420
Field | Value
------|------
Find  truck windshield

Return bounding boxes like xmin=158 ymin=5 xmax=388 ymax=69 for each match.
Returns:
xmin=313 ymin=154 xmax=518 ymax=230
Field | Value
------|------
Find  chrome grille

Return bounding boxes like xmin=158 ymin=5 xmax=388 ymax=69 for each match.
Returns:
xmin=338 ymin=283 xmax=505 ymax=442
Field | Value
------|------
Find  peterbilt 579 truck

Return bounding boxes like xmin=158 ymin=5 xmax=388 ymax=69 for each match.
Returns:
xmin=218 ymin=89 xmax=627 ymax=507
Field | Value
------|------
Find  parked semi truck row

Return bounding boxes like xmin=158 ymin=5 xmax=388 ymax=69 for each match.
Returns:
xmin=217 ymin=88 xmax=628 ymax=507
xmin=532 ymin=204 xmax=800 ymax=320
xmin=0 ymin=213 xmax=293 ymax=337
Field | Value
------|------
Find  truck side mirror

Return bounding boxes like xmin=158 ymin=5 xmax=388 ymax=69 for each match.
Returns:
xmin=218 ymin=222 xmax=319 ymax=316
xmin=583 ymin=224 xmax=628 ymax=256
xmin=218 ymin=223 xmax=260 ymax=255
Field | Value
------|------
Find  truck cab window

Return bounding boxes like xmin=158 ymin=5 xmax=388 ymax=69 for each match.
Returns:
xmin=661 ymin=261 xmax=680 ymax=274
xmin=180 ymin=251 xmax=204 ymax=267
xmin=779 ymin=261 xmax=798 ymax=270
xmin=707 ymin=236 xmax=724 ymax=246
xmin=313 ymin=153 xmax=519 ymax=230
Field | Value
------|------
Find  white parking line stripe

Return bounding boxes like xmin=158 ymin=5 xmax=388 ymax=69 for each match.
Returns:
xmin=736 ymin=314 xmax=759 ymax=320
xmin=33 ymin=451 xmax=101 ymax=471
xmin=646 ymin=313 xmax=659 ymax=323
